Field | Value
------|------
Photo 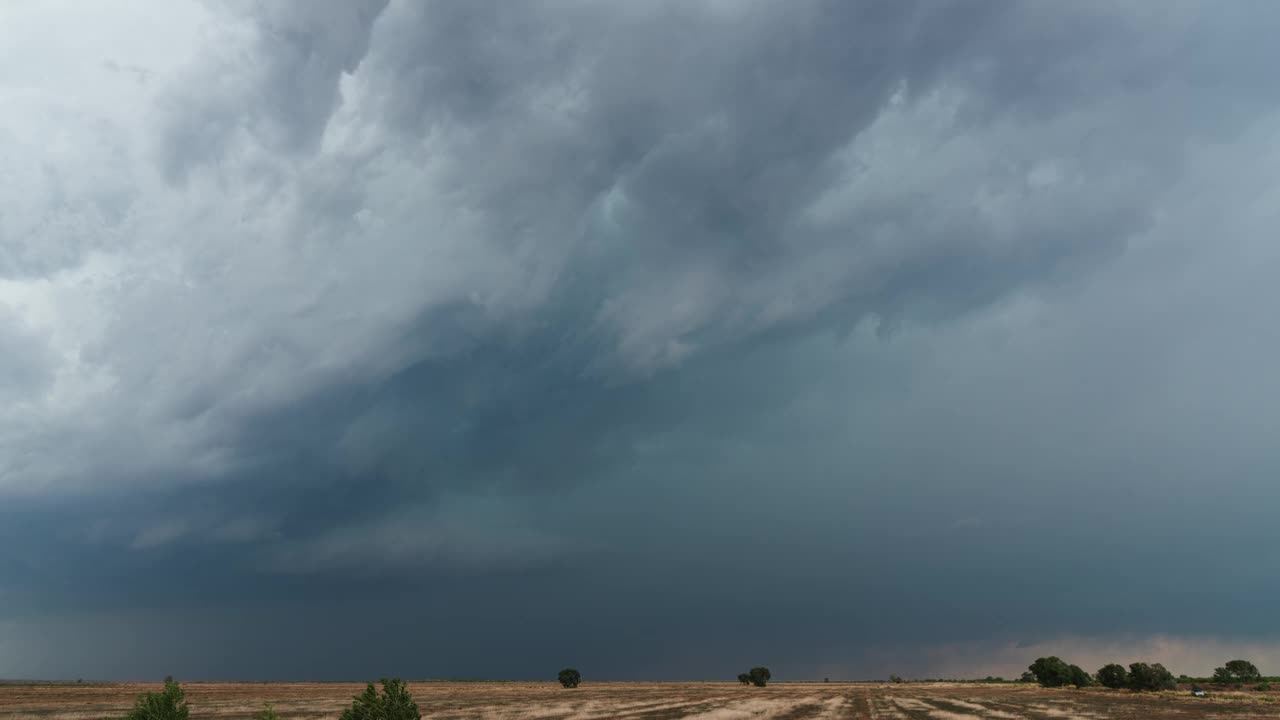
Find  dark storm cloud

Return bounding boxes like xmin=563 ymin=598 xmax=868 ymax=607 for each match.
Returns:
xmin=3 ymin=0 xmax=1280 ymax=680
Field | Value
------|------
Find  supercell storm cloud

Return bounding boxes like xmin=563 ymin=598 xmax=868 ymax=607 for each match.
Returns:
xmin=1 ymin=0 xmax=1279 ymax=681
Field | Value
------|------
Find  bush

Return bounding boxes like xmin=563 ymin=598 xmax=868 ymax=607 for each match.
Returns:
xmin=1128 ymin=663 xmax=1177 ymax=692
xmin=889 ymin=675 xmax=904 ymax=684
xmin=748 ymin=667 xmax=772 ymax=687
xmin=558 ymin=668 xmax=581 ymax=689
xmin=1028 ymin=657 xmax=1075 ymax=688
xmin=256 ymin=704 xmax=280 ymax=720
xmin=123 ymin=679 xmax=189 ymax=720
xmin=1067 ymin=665 xmax=1092 ymax=687
xmin=339 ymin=679 xmax=420 ymax=720
xmin=1214 ymin=660 xmax=1262 ymax=684
xmin=1097 ymin=664 xmax=1128 ymax=689
xmin=1258 ymin=683 xmax=1273 ymax=692
xmin=737 ymin=673 xmax=751 ymax=685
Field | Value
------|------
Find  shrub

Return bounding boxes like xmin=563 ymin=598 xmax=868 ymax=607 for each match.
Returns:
xmin=123 ymin=679 xmax=189 ymax=720
xmin=737 ymin=673 xmax=751 ymax=685
xmin=1067 ymin=665 xmax=1092 ymax=687
xmin=558 ymin=668 xmax=581 ymax=689
xmin=1258 ymin=683 xmax=1273 ymax=692
xmin=1128 ymin=662 xmax=1177 ymax=692
xmin=889 ymin=675 xmax=904 ymax=684
xmin=256 ymin=704 xmax=280 ymax=720
xmin=1214 ymin=660 xmax=1262 ymax=684
xmin=1028 ymin=657 xmax=1074 ymax=688
xmin=748 ymin=667 xmax=772 ymax=687
xmin=339 ymin=679 xmax=420 ymax=720
xmin=1097 ymin=664 xmax=1128 ymax=689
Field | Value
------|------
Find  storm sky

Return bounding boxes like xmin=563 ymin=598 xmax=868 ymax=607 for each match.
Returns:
xmin=2 ymin=0 xmax=1280 ymax=682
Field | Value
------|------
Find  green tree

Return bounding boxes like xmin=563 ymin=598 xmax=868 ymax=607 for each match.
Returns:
xmin=1213 ymin=660 xmax=1261 ymax=684
xmin=1067 ymin=665 xmax=1093 ymax=687
xmin=889 ymin=675 xmax=904 ymax=684
xmin=737 ymin=673 xmax=751 ymax=685
xmin=1128 ymin=663 xmax=1176 ymax=691
xmin=748 ymin=667 xmax=772 ymax=687
xmin=558 ymin=668 xmax=581 ymax=689
xmin=1019 ymin=671 xmax=1036 ymax=683
xmin=339 ymin=679 xmax=420 ymax=720
xmin=123 ymin=679 xmax=189 ymax=720
xmin=1096 ymin=664 xmax=1128 ymax=689
xmin=1028 ymin=657 xmax=1074 ymax=688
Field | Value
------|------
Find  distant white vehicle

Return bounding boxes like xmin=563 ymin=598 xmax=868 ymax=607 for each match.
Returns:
xmin=1192 ymin=688 xmax=1207 ymax=697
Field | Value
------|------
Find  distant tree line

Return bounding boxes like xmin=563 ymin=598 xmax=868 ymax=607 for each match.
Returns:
xmin=1026 ymin=656 xmax=1271 ymax=693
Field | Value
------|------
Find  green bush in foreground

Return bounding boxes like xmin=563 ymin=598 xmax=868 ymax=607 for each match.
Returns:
xmin=340 ymin=678 xmax=420 ymax=720
xmin=256 ymin=703 xmax=280 ymax=720
xmin=123 ymin=679 xmax=189 ymax=720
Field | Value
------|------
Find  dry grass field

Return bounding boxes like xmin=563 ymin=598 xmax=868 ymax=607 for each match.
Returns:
xmin=1 ymin=681 xmax=1278 ymax=720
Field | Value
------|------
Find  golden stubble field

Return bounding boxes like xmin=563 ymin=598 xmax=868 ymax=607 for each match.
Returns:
xmin=1 ymin=681 xmax=1277 ymax=720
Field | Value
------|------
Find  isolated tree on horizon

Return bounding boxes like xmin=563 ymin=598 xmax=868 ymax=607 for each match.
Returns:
xmin=558 ymin=668 xmax=582 ymax=689
xmin=339 ymin=678 xmax=420 ymax=720
xmin=737 ymin=673 xmax=751 ymax=685
xmin=1213 ymin=660 xmax=1262 ymax=685
xmin=1096 ymin=664 xmax=1128 ymax=689
xmin=748 ymin=667 xmax=772 ymax=687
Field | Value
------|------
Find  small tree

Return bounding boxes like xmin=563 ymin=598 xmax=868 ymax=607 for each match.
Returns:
xmin=748 ymin=667 xmax=772 ymax=687
xmin=1067 ymin=665 xmax=1093 ymax=687
xmin=1019 ymin=671 xmax=1036 ymax=683
xmin=1128 ymin=663 xmax=1176 ymax=692
xmin=1028 ymin=657 xmax=1074 ymax=688
xmin=558 ymin=668 xmax=581 ymax=689
xmin=889 ymin=675 xmax=904 ymax=684
xmin=1213 ymin=660 xmax=1261 ymax=685
xmin=123 ymin=679 xmax=189 ymax=720
xmin=339 ymin=679 xmax=420 ymax=720
xmin=256 ymin=704 xmax=280 ymax=720
xmin=737 ymin=673 xmax=751 ymax=685
xmin=1096 ymin=664 xmax=1128 ymax=689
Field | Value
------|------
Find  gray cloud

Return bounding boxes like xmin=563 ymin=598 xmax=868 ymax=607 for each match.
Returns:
xmin=0 ymin=0 xmax=1279 ymax=680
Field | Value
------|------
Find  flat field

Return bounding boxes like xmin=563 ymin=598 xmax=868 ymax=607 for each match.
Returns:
xmin=1 ymin=681 xmax=1277 ymax=720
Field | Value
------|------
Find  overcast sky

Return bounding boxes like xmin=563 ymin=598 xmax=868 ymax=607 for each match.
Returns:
xmin=2 ymin=0 xmax=1280 ymax=682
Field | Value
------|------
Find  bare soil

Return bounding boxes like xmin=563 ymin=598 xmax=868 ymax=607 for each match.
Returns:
xmin=0 ymin=681 xmax=1276 ymax=719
